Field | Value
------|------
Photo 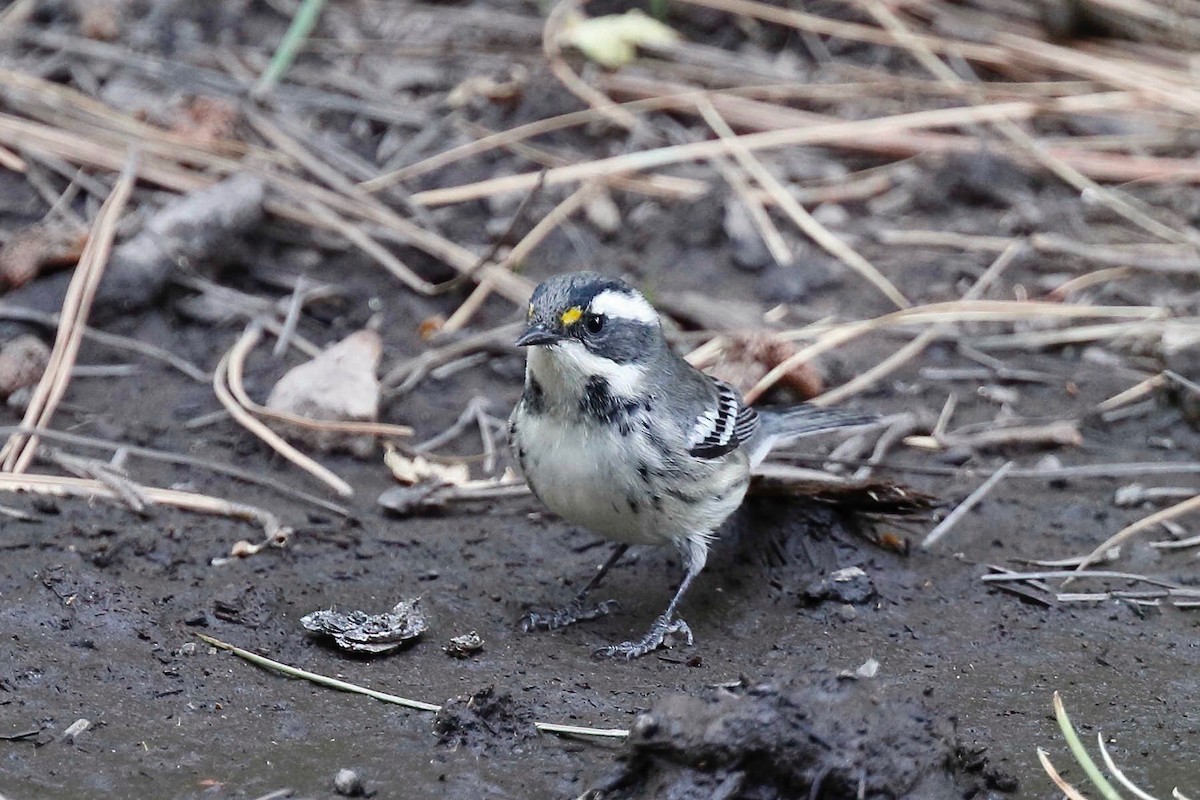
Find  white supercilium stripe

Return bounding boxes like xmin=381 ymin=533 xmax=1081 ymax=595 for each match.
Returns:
xmin=588 ymin=289 xmax=659 ymax=324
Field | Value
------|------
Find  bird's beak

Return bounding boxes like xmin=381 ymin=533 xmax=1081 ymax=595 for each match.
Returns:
xmin=515 ymin=324 xmax=563 ymax=347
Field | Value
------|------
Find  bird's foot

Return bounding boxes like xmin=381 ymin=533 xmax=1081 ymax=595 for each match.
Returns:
xmin=520 ymin=599 xmax=618 ymax=632
xmin=594 ymin=615 xmax=693 ymax=660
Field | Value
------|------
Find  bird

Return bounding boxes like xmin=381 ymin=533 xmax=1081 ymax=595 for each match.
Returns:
xmin=507 ymin=272 xmax=876 ymax=659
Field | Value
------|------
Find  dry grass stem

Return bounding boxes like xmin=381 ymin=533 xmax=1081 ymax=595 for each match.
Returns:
xmin=443 ymin=183 xmax=596 ymax=334
xmin=866 ymin=0 xmax=1199 ymax=247
xmin=710 ymin=156 xmax=790 ymax=266
xmin=1067 ymin=493 xmax=1200 ymax=582
xmin=1037 ymin=748 xmax=1090 ymax=800
xmin=460 ymin=120 xmax=705 ymax=202
xmin=816 ymin=242 xmax=1021 ymax=406
xmin=409 ymin=92 xmax=1140 ymax=207
xmin=214 ymin=332 xmax=354 ymax=498
xmin=1096 ymin=374 xmax=1167 ymax=413
xmin=0 ymin=304 xmax=208 ymax=381
xmin=747 ymin=298 xmax=1161 ymax=404
xmin=696 ymin=97 xmax=909 ymax=309
xmin=600 ymin=73 xmax=1200 ymax=185
xmin=931 ymin=420 xmax=1083 ymax=452
xmin=0 ymin=472 xmax=290 ymax=539
xmin=384 ymin=322 xmax=521 ymax=394
xmin=1 ymin=155 xmax=137 ymax=473
xmin=225 ymin=323 xmax=413 ymax=441
xmin=0 ymin=425 xmax=349 ymax=517
xmin=542 ymin=0 xmax=638 ymax=131
xmin=197 ymin=632 xmax=628 ymax=738
xmin=921 ymin=461 xmax=1014 ymax=550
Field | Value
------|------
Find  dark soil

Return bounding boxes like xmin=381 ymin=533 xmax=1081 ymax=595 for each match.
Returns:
xmin=1 ymin=2 xmax=1199 ymax=800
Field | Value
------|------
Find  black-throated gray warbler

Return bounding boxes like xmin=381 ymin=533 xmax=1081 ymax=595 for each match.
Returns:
xmin=508 ymin=272 xmax=875 ymax=659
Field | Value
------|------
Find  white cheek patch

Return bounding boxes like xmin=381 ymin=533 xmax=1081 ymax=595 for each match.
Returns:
xmin=589 ymin=289 xmax=658 ymax=325
xmin=530 ymin=340 xmax=647 ymax=400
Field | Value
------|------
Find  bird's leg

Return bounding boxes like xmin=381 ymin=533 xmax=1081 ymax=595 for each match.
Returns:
xmin=594 ymin=560 xmax=700 ymax=660
xmin=521 ymin=543 xmax=628 ymax=632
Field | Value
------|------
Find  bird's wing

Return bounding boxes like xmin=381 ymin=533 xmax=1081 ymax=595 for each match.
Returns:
xmin=686 ymin=379 xmax=760 ymax=459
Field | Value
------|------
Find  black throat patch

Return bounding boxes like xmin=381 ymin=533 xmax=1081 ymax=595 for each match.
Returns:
xmin=578 ymin=376 xmax=640 ymax=436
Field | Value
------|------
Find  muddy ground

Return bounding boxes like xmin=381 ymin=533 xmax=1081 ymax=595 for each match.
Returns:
xmin=1 ymin=1 xmax=1198 ymax=799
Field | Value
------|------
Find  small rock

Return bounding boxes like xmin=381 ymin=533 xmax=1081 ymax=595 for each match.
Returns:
xmin=59 ymin=718 xmax=90 ymax=744
xmin=444 ymin=631 xmax=484 ymax=659
xmin=805 ymin=566 xmax=875 ymax=605
xmin=334 ymin=768 xmax=366 ymax=797
xmin=855 ymin=657 xmax=880 ymax=679
xmin=266 ymin=329 xmax=382 ymax=458
xmin=0 ymin=335 xmax=49 ymax=400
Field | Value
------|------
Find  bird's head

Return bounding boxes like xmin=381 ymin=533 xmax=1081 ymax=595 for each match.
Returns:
xmin=517 ymin=272 xmax=664 ymax=398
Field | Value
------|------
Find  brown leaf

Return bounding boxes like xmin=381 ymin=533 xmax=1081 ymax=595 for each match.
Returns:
xmin=708 ymin=332 xmax=824 ymax=400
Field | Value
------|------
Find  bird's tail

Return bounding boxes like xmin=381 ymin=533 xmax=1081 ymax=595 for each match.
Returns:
xmin=749 ymin=405 xmax=877 ymax=467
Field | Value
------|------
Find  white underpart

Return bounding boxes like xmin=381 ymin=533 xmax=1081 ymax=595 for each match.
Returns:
xmin=588 ymin=289 xmax=659 ymax=325
xmin=527 ymin=339 xmax=647 ymax=406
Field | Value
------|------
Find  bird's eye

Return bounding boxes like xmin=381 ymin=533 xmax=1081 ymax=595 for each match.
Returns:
xmin=584 ymin=314 xmax=605 ymax=334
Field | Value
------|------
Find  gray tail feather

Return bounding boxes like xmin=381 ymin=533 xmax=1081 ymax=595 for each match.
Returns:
xmin=750 ymin=405 xmax=877 ymax=467
xmin=760 ymin=405 xmax=878 ymax=438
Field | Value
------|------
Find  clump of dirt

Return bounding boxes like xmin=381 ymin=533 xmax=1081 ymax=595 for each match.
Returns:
xmin=590 ymin=673 xmax=996 ymax=800
xmin=432 ymin=685 xmax=535 ymax=754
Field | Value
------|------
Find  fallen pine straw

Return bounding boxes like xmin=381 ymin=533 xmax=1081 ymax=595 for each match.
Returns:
xmin=0 ymin=304 xmax=209 ymax=382
xmin=0 ymin=424 xmax=349 ymax=517
xmin=0 ymin=472 xmax=290 ymax=539
xmin=920 ymin=461 xmax=1013 ymax=551
xmin=0 ymin=154 xmax=137 ymax=473
xmin=409 ymin=92 xmax=1142 ymax=206
xmin=745 ymin=298 xmax=1166 ymax=404
xmin=1066 ymin=493 xmax=1200 ymax=584
xmin=697 ymin=97 xmax=908 ymax=309
xmin=196 ymin=632 xmax=630 ymax=739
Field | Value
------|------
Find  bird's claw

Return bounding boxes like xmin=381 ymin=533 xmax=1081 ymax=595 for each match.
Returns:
xmin=520 ymin=599 xmax=618 ymax=632
xmin=594 ymin=616 xmax=693 ymax=660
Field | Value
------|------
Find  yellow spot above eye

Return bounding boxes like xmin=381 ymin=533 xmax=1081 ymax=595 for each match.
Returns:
xmin=527 ymin=304 xmax=534 ymax=320
xmin=560 ymin=306 xmax=583 ymax=326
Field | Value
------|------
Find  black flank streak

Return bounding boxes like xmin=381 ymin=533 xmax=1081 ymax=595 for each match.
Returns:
xmin=636 ymin=463 xmax=650 ymax=484
xmin=627 ymin=496 xmax=640 ymax=514
xmin=645 ymin=430 xmax=672 ymax=459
